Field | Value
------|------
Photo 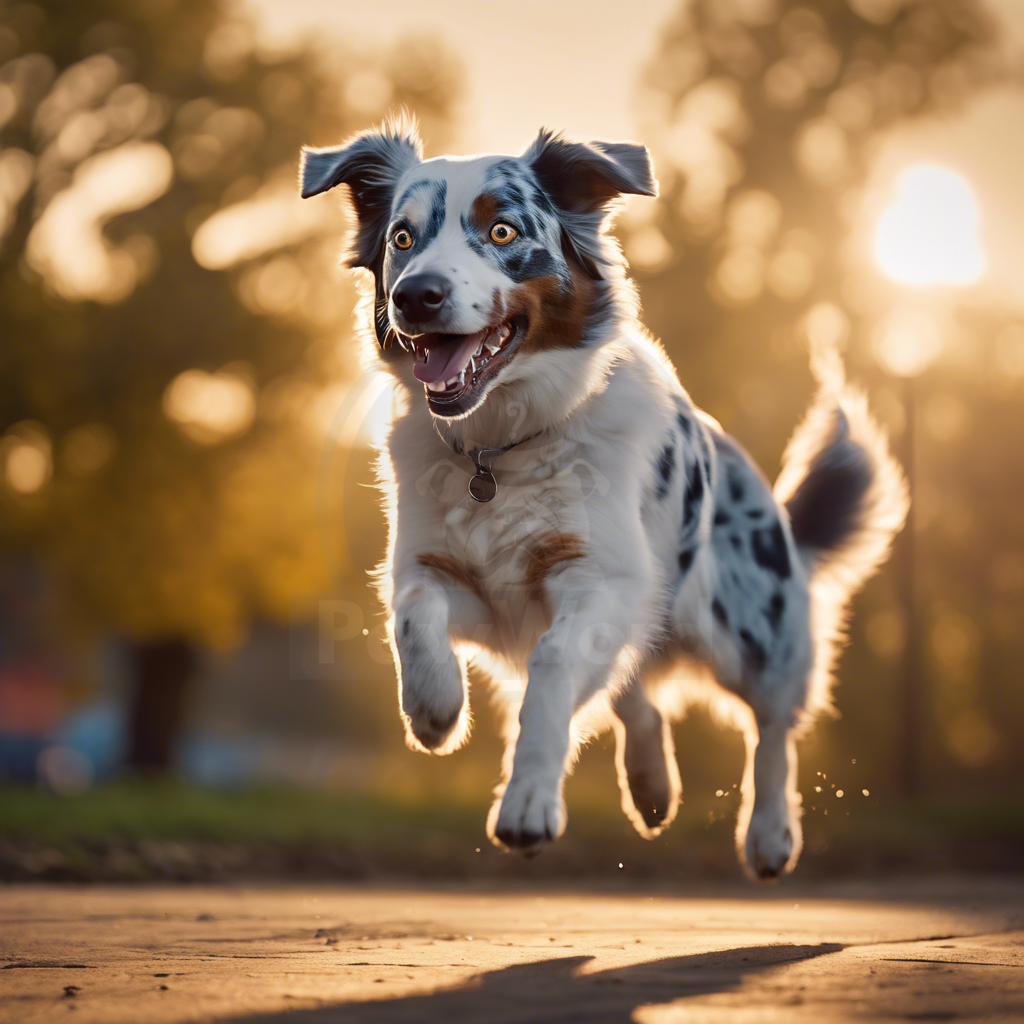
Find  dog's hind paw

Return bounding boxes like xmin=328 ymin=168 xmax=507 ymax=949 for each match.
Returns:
xmin=489 ymin=772 xmax=564 ymax=852
xmin=741 ymin=806 xmax=799 ymax=882
xmin=618 ymin=724 xmax=680 ymax=838
xmin=624 ymin=762 xmax=677 ymax=835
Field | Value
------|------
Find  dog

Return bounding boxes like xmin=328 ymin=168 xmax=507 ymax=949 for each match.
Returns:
xmin=300 ymin=116 xmax=908 ymax=879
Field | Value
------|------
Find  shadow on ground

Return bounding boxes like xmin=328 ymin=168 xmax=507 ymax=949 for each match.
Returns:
xmin=225 ymin=942 xmax=843 ymax=1024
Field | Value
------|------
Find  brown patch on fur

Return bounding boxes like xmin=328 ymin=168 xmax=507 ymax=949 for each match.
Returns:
xmin=470 ymin=193 xmax=498 ymax=231
xmin=512 ymin=261 xmax=598 ymax=355
xmin=524 ymin=532 xmax=586 ymax=609
xmin=488 ymin=287 xmax=506 ymax=326
xmin=416 ymin=553 xmax=486 ymax=603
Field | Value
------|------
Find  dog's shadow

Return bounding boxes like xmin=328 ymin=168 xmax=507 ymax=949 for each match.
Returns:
xmin=225 ymin=941 xmax=842 ymax=1023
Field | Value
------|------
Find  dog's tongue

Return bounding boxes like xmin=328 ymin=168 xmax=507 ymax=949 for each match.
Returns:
xmin=413 ymin=330 xmax=486 ymax=384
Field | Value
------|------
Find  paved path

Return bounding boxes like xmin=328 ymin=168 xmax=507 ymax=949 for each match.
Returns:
xmin=2 ymin=879 xmax=1023 ymax=1022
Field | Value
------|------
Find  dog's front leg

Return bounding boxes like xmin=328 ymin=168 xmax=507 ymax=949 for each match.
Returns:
xmin=391 ymin=575 xmax=486 ymax=754
xmin=491 ymin=567 xmax=641 ymax=850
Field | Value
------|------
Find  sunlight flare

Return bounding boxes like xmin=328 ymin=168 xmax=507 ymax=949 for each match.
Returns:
xmin=873 ymin=164 xmax=985 ymax=288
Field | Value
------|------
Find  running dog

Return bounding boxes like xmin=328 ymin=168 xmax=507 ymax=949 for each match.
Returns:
xmin=300 ymin=116 xmax=908 ymax=879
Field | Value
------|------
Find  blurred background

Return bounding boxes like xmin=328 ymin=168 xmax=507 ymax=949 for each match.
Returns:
xmin=0 ymin=0 xmax=1021 ymax=883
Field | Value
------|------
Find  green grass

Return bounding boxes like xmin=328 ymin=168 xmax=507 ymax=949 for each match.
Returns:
xmin=1 ymin=780 xmax=1021 ymax=883
xmin=0 ymin=780 xmax=490 ymax=845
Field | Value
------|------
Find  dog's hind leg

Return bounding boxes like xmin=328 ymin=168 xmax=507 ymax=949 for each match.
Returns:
xmin=612 ymin=674 xmax=681 ymax=837
xmin=702 ymin=430 xmax=814 ymax=880
xmin=735 ymin=706 xmax=803 ymax=881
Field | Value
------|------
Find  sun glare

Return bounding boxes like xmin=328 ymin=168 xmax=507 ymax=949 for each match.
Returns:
xmin=873 ymin=164 xmax=985 ymax=288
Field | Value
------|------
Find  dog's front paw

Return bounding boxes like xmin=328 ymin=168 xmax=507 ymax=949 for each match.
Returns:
xmin=490 ymin=772 xmax=565 ymax=852
xmin=741 ymin=804 xmax=800 ymax=882
xmin=398 ymin=635 xmax=466 ymax=753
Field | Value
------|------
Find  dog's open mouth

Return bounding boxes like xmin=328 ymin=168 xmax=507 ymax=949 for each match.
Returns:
xmin=397 ymin=314 xmax=526 ymax=415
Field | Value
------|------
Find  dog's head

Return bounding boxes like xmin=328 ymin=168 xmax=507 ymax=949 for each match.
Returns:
xmin=300 ymin=117 xmax=657 ymax=419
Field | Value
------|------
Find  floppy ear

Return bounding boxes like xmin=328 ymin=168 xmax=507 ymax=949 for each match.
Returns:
xmin=523 ymin=129 xmax=657 ymax=215
xmin=300 ymin=119 xmax=421 ymax=347
xmin=299 ymin=120 xmax=422 ymax=269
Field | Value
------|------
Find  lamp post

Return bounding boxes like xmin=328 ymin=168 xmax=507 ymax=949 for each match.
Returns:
xmin=871 ymin=164 xmax=985 ymax=799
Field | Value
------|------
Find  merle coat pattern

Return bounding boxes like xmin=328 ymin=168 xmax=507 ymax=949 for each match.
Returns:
xmin=301 ymin=116 xmax=908 ymax=880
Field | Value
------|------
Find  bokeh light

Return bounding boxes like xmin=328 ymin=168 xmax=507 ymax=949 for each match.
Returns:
xmin=3 ymin=424 xmax=52 ymax=495
xmin=26 ymin=141 xmax=172 ymax=302
xmin=163 ymin=368 xmax=257 ymax=444
xmin=871 ymin=305 xmax=945 ymax=378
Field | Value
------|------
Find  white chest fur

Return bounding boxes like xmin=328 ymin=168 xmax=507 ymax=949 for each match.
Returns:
xmin=431 ymin=435 xmax=606 ymax=595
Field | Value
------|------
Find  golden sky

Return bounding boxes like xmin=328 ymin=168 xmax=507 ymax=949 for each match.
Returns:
xmin=245 ymin=0 xmax=678 ymax=152
xmin=247 ymin=0 xmax=1024 ymax=313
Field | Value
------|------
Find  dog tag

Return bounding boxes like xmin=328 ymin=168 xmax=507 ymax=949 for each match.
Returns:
xmin=468 ymin=468 xmax=497 ymax=502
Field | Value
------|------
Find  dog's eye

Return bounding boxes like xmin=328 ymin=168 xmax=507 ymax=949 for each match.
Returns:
xmin=490 ymin=223 xmax=517 ymax=246
xmin=392 ymin=228 xmax=414 ymax=250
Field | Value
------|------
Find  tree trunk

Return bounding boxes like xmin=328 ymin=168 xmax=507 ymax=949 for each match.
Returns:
xmin=125 ymin=637 xmax=198 ymax=775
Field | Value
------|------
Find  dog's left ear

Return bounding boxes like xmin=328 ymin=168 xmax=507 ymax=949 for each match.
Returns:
xmin=300 ymin=120 xmax=422 ymax=269
xmin=300 ymin=118 xmax=421 ymax=348
xmin=523 ymin=129 xmax=658 ymax=215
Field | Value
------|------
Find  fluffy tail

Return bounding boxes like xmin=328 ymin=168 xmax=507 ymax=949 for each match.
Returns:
xmin=774 ymin=345 xmax=909 ymax=713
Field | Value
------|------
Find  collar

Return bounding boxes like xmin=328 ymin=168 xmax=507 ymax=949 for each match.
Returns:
xmin=431 ymin=420 xmax=541 ymax=502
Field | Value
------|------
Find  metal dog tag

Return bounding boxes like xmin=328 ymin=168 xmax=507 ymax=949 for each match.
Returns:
xmin=468 ymin=467 xmax=497 ymax=502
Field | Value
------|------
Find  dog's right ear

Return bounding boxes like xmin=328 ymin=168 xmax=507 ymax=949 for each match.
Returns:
xmin=300 ymin=120 xmax=422 ymax=269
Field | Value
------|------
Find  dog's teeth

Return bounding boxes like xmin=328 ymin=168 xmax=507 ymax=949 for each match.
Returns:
xmin=427 ymin=380 xmax=446 ymax=392
xmin=474 ymin=342 xmax=484 ymax=358
xmin=484 ymin=340 xmax=500 ymax=355
xmin=497 ymin=323 xmax=511 ymax=340
xmin=469 ymin=356 xmax=477 ymax=374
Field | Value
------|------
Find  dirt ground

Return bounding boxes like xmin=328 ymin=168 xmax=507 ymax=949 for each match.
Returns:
xmin=2 ymin=878 xmax=1022 ymax=1023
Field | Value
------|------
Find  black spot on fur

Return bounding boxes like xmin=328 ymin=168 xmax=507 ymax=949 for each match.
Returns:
xmin=728 ymin=467 xmax=745 ymax=503
xmin=460 ymin=214 xmax=489 ymax=256
xmin=730 ymin=534 xmax=742 ymax=551
xmin=393 ymin=178 xmax=432 ymax=215
xmin=678 ymin=548 xmax=694 ymax=574
xmin=683 ymin=459 xmax=703 ymax=527
xmin=656 ymin=440 xmax=675 ymax=500
xmin=676 ymin=412 xmax=692 ymax=437
xmin=714 ymin=511 xmax=730 ymax=526
xmin=382 ymin=181 xmax=445 ymax=292
xmin=712 ymin=599 xmax=728 ymax=627
xmin=746 ymin=508 xmax=765 ymax=520
xmin=500 ymin=183 xmax=527 ymax=207
xmin=504 ymin=247 xmax=560 ymax=283
xmin=528 ymin=182 xmax=556 ymax=214
xmin=766 ymin=592 xmax=785 ymax=631
xmin=751 ymin=521 xmax=791 ymax=579
xmin=739 ymin=629 xmax=767 ymax=672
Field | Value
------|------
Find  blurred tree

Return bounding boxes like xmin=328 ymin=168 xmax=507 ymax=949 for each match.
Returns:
xmin=0 ymin=0 xmax=460 ymax=771
xmin=626 ymin=0 xmax=1009 ymax=796
xmin=631 ymin=0 xmax=1000 ymax=431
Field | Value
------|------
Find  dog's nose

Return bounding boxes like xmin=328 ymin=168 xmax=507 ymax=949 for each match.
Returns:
xmin=391 ymin=273 xmax=450 ymax=324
